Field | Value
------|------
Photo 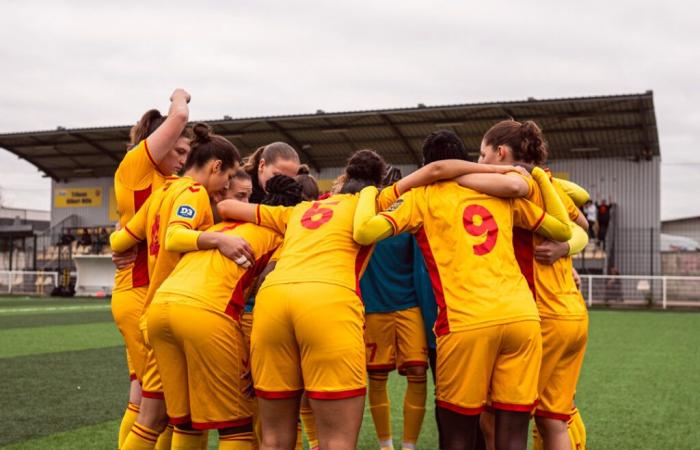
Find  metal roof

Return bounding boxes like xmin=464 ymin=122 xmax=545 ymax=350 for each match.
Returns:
xmin=0 ymin=92 xmax=659 ymax=180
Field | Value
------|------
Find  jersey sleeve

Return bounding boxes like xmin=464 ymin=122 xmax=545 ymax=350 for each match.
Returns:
xmin=512 ymin=198 xmax=546 ymax=231
xmin=164 ymin=185 xmax=213 ymax=252
xmin=378 ymin=188 xmax=425 ymax=235
xmin=510 ymin=171 xmax=536 ymax=198
xmin=553 ymin=179 xmax=581 ymax=221
xmin=255 ymin=204 xmax=294 ymax=234
xmin=115 ymin=140 xmax=162 ymax=189
xmin=554 ymin=178 xmax=590 ymax=207
xmin=376 ymin=183 xmax=401 ymax=211
xmin=110 ymin=196 xmax=150 ymax=252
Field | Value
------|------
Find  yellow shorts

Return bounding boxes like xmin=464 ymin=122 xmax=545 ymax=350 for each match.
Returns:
xmin=111 ymin=286 xmax=148 ymax=381
xmin=364 ymin=306 xmax=428 ymax=374
xmin=436 ymin=320 xmax=542 ymax=415
xmin=139 ymin=325 xmax=164 ymax=399
xmin=536 ymin=317 xmax=588 ymax=420
xmin=148 ymin=301 xmax=253 ymax=429
xmin=251 ymin=282 xmax=366 ymax=400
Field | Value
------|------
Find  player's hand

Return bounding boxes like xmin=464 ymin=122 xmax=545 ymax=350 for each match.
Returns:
xmin=170 ymin=88 xmax=191 ymax=104
xmin=534 ymin=240 xmax=569 ymax=265
xmin=111 ymin=247 xmax=137 ymax=269
xmin=572 ymin=267 xmax=581 ymax=290
xmin=218 ymin=235 xmax=255 ymax=268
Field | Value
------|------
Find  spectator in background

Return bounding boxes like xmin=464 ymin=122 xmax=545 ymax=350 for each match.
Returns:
xmin=597 ymin=199 xmax=612 ymax=248
xmin=92 ymin=227 xmax=109 ymax=254
xmin=583 ymin=200 xmax=598 ymax=243
xmin=58 ymin=229 xmax=76 ymax=246
xmin=77 ymin=227 xmax=92 ymax=248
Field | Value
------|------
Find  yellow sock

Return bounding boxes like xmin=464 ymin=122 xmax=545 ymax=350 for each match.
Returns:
xmin=570 ymin=408 xmax=586 ymax=449
xmin=119 ymin=402 xmax=141 ymax=449
xmin=155 ymin=424 xmax=173 ymax=450
xmin=122 ymin=423 xmax=159 ymax=450
xmin=200 ymin=431 xmax=209 ymax=450
xmin=369 ymin=372 xmax=392 ymax=443
xmin=402 ymin=374 xmax=426 ymax=447
xmin=295 ymin=421 xmax=303 ymax=450
xmin=299 ymin=405 xmax=319 ymax=449
xmin=172 ymin=427 xmax=205 ymax=450
xmin=532 ymin=422 xmax=544 ymax=450
xmin=219 ymin=431 xmax=253 ymax=450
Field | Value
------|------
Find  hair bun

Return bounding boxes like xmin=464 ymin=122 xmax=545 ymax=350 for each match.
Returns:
xmin=262 ymin=175 xmax=303 ymax=207
xmin=192 ymin=122 xmax=212 ymax=143
xmin=297 ymin=164 xmax=311 ymax=176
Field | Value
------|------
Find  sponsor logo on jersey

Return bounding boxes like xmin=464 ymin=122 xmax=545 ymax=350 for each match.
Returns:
xmin=387 ymin=199 xmax=404 ymax=212
xmin=177 ymin=205 xmax=196 ymax=219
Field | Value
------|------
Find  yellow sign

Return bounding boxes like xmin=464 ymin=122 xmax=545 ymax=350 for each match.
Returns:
xmin=54 ymin=187 xmax=103 ymax=208
xmin=108 ymin=188 xmax=119 ymax=222
xmin=551 ymin=171 xmax=570 ymax=181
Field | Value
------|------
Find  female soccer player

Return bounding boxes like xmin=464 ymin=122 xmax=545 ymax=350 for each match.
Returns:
xmin=478 ymin=120 xmax=590 ymax=450
xmin=243 ymin=142 xmax=300 ymax=203
xmin=147 ymin=175 xmax=303 ymax=450
xmin=217 ymin=149 xmax=522 ymax=450
xmin=353 ymin=130 xmax=574 ymax=450
xmin=112 ymin=88 xmax=192 ymax=449
xmin=112 ymin=124 xmax=249 ymax=450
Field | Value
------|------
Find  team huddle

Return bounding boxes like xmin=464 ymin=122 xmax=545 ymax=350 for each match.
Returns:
xmin=110 ymin=89 xmax=590 ymax=450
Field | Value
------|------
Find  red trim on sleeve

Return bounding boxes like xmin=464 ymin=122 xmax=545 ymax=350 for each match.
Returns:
xmin=534 ymin=409 xmax=571 ymax=421
xmin=492 ymin=401 xmax=537 ymax=413
xmin=532 ymin=210 xmax=546 ymax=231
xmin=378 ymin=213 xmax=399 ymax=234
xmin=124 ymin=225 xmax=143 ymax=242
xmin=254 ymin=388 xmax=304 ymax=399
xmin=306 ymin=387 xmax=366 ymax=400
xmin=415 ymin=227 xmax=449 ymax=336
xmin=255 ymin=204 xmax=262 ymax=225
xmin=354 ymin=246 xmax=373 ymax=299
xmin=436 ymin=400 xmax=485 ymax=416
xmin=191 ymin=417 xmax=253 ymax=430
xmin=512 ymin=227 xmax=536 ymax=298
xmin=393 ymin=183 xmax=400 ymax=198
xmin=143 ymin=140 xmax=169 ymax=177
xmin=141 ymin=390 xmax=164 ymax=400
xmin=169 ymin=220 xmax=193 ymax=229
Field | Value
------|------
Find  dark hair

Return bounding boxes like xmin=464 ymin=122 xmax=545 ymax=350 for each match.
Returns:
xmin=382 ymin=166 xmax=402 ymax=187
xmin=295 ymin=164 xmax=320 ymax=201
xmin=232 ymin=168 xmax=251 ymax=182
xmin=422 ymin=130 xmax=469 ymax=164
xmin=261 ymin=175 xmax=303 ymax=207
xmin=183 ymin=123 xmax=241 ymax=172
xmin=340 ymin=149 xmax=387 ymax=194
xmin=130 ymin=109 xmax=192 ymax=145
xmin=243 ymin=142 xmax=300 ymax=176
xmin=483 ymin=120 xmax=548 ymax=165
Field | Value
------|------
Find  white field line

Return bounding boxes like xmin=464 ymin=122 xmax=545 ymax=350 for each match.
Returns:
xmin=0 ymin=304 xmax=111 ymax=314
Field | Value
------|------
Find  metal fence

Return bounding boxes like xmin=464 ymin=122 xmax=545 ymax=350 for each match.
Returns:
xmin=580 ymin=274 xmax=700 ymax=309
xmin=0 ymin=270 xmax=59 ymax=296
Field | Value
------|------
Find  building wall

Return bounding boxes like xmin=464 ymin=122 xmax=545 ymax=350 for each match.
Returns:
xmin=662 ymin=218 xmax=700 ymax=244
xmin=51 ymin=177 xmax=115 ymax=228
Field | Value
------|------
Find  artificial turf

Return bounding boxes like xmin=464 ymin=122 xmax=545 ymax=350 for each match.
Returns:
xmin=1 ymin=297 xmax=699 ymax=449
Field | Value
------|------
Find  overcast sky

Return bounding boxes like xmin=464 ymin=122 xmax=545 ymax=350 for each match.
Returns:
xmin=0 ymin=0 xmax=698 ymax=219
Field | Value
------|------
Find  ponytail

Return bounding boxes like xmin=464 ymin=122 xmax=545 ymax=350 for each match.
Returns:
xmin=295 ymin=164 xmax=320 ymax=201
xmin=130 ymin=108 xmax=192 ymax=146
xmin=483 ymin=120 xmax=548 ymax=165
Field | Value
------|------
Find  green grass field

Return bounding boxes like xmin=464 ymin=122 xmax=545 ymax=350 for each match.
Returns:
xmin=1 ymin=296 xmax=699 ymax=449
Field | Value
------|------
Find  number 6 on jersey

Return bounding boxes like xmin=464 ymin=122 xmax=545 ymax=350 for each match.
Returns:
xmin=301 ymin=201 xmax=338 ymax=230
xmin=463 ymin=204 xmax=499 ymax=255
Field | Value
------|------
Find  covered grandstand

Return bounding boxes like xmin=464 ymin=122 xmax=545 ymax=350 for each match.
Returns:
xmin=0 ymin=92 xmax=661 ymax=283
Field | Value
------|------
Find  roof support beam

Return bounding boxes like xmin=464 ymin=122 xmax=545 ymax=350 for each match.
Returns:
xmin=68 ymin=132 xmax=121 ymax=163
xmin=266 ymin=120 xmax=320 ymax=172
xmin=379 ymin=114 xmax=422 ymax=165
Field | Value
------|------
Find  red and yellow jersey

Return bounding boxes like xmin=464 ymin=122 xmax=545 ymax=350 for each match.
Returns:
xmin=377 ymin=181 xmax=545 ymax=335
xmin=122 ymin=176 xmax=215 ymax=315
xmin=154 ymin=221 xmax=283 ymax=319
xmin=255 ymin=185 xmax=399 ymax=294
xmin=113 ymin=139 xmax=168 ymax=292
xmin=513 ymin=175 xmax=587 ymax=319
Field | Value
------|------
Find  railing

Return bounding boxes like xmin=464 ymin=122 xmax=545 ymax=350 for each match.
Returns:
xmin=0 ymin=270 xmax=59 ymax=296
xmin=580 ymin=275 xmax=700 ymax=309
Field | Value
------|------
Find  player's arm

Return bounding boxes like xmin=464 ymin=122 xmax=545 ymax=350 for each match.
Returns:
xmin=555 ymin=178 xmax=590 ymax=208
xmin=217 ymin=199 xmax=258 ymax=223
xmin=355 ymin=187 xmax=421 ymax=245
xmin=394 ymin=160 xmax=517 ymax=195
xmin=145 ymin=89 xmax=191 ymax=164
xmin=109 ymin=199 xmax=149 ymax=253
xmin=534 ymin=222 xmax=589 ymax=265
xmin=529 ymin=167 xmax=572 ymax=241
xmin=454 ymin=170 xmax=531 ymax=198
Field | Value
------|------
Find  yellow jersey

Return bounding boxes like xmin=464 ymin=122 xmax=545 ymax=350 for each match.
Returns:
xmin=113 ymin=139 xmax=168 ymax=292
xmin=377 ymin=181 xmax=547 ymax=335
xmin=121 ymin=176 xmax=215 ymax=315
xmin=154 ymin=221 xmax=283 ymax=320
xmin=255 ymin=185 xmax=399 ymax=295
xmin=513 ymin=175 xmax=587 ymax=319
